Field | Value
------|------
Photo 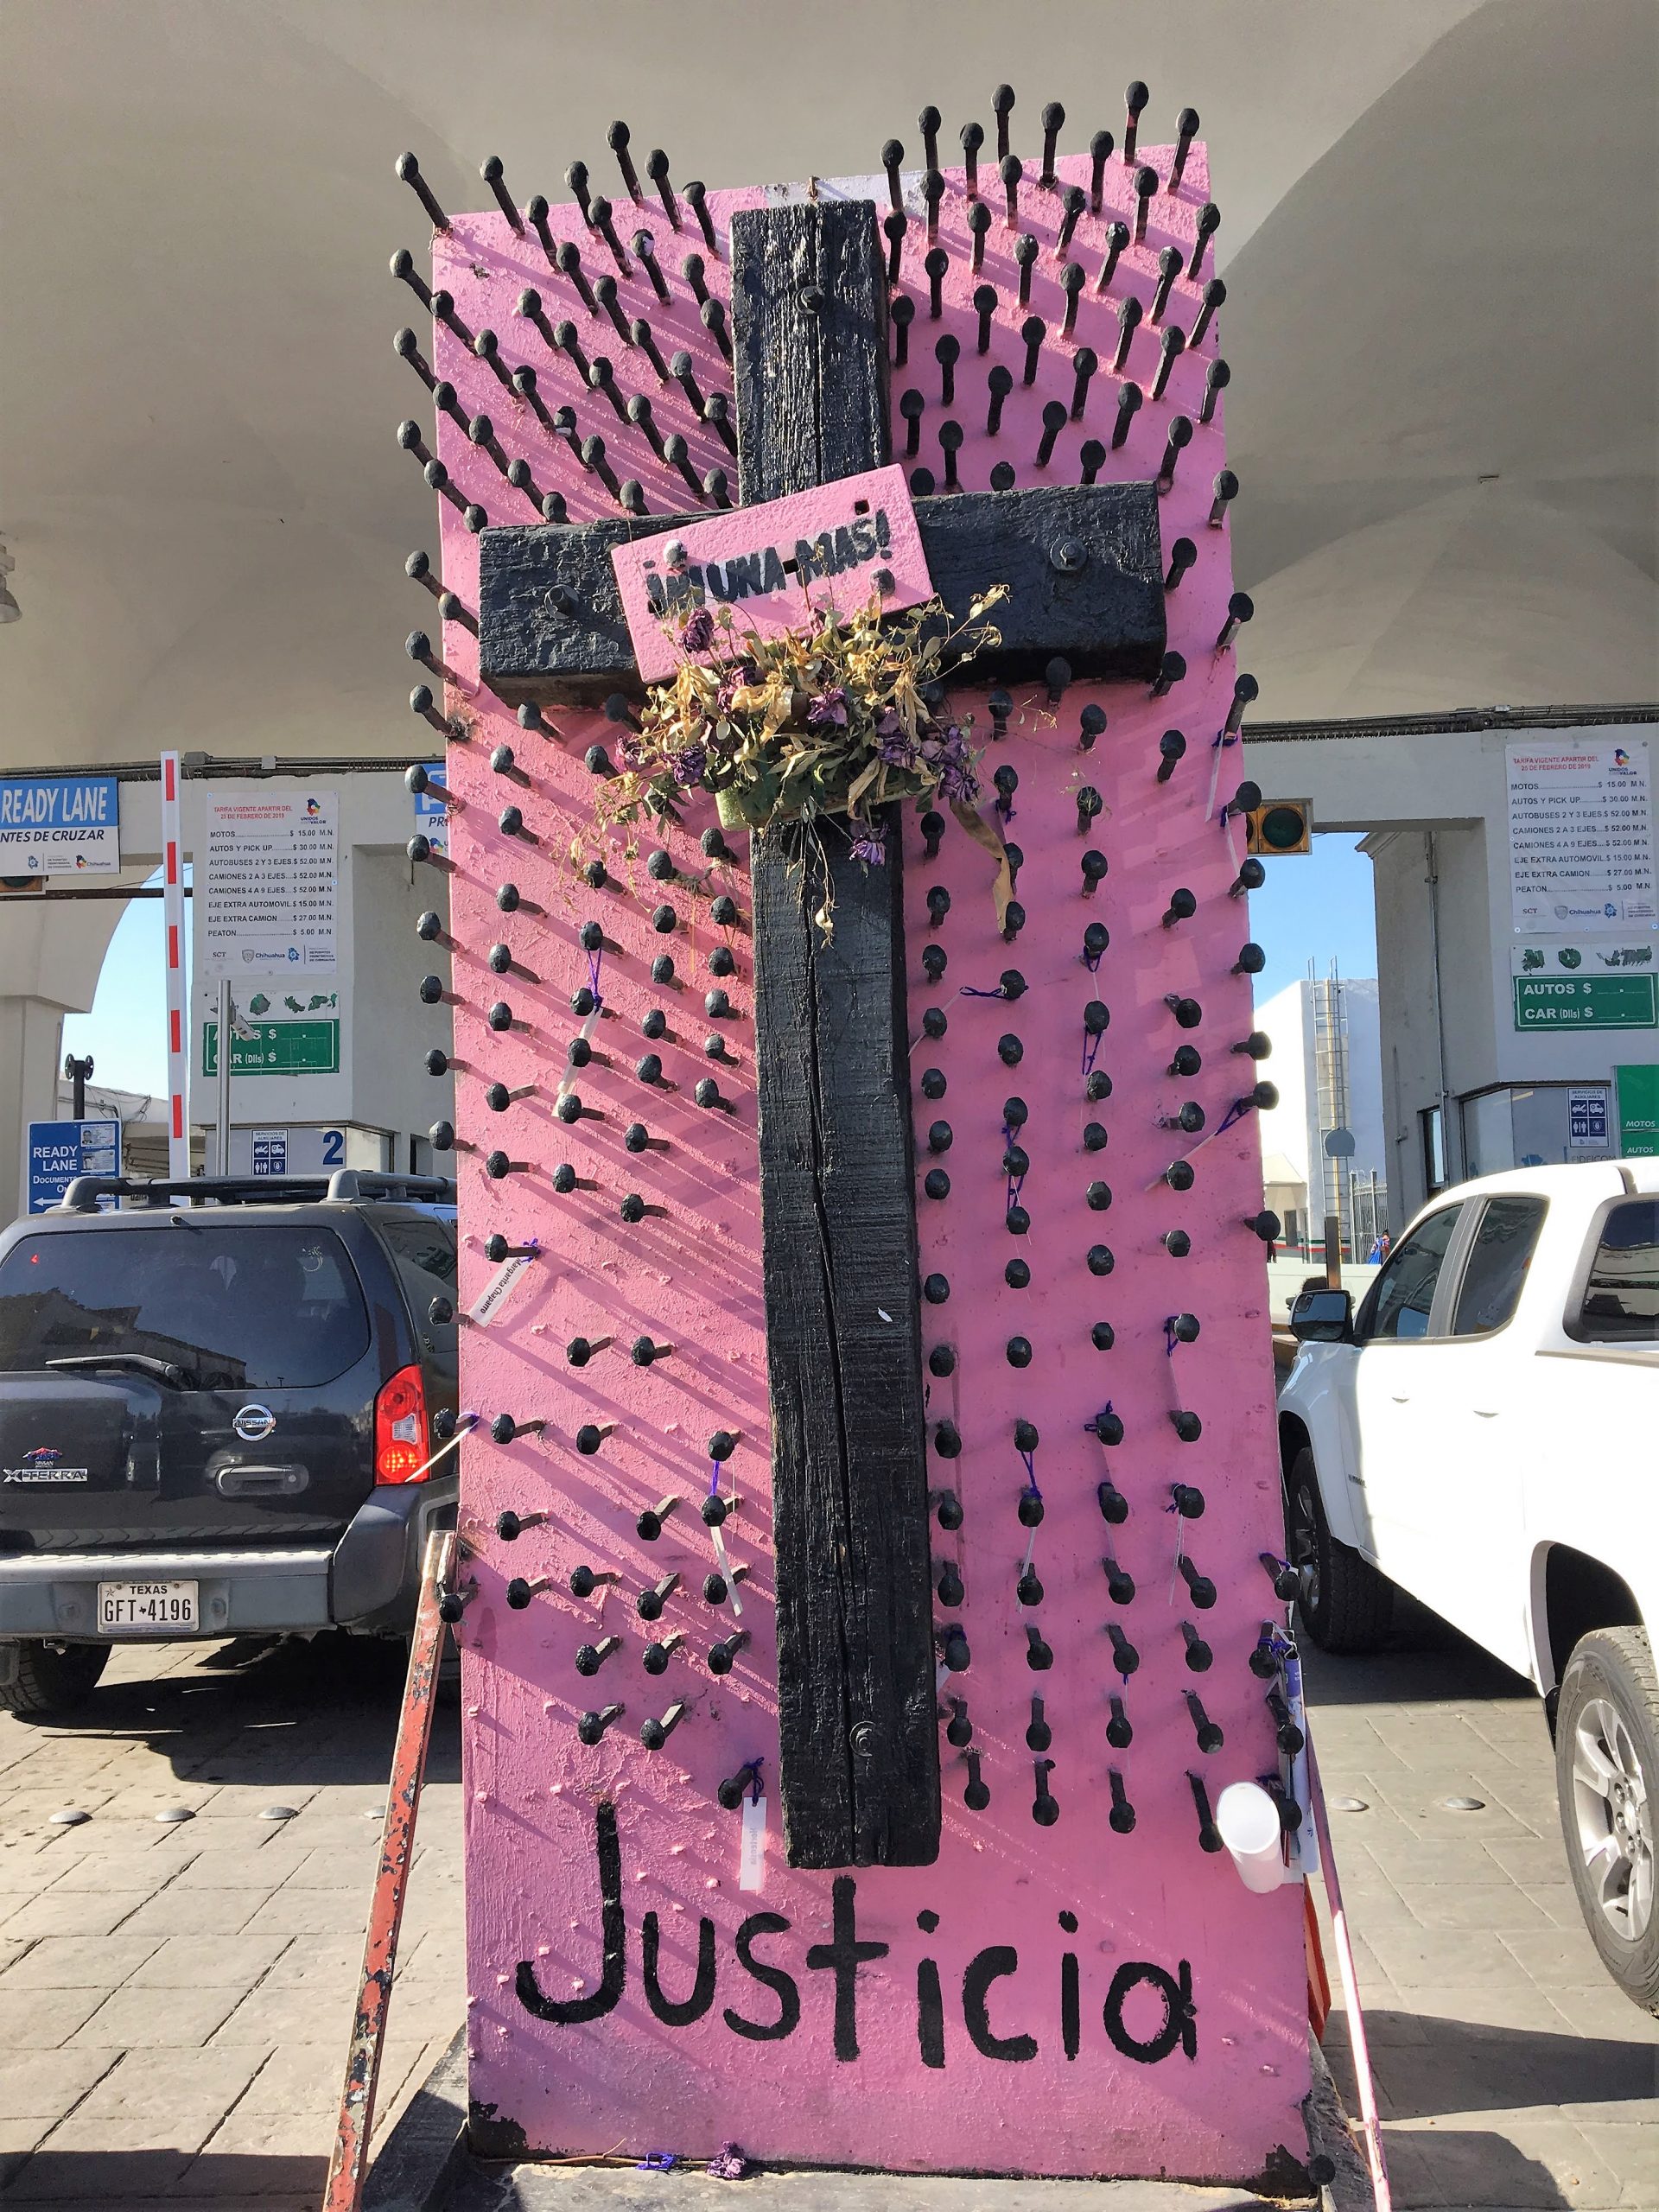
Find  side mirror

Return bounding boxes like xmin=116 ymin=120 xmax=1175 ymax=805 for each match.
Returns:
xmin=1289 ymin=1287 xmax=1354 ymax=1344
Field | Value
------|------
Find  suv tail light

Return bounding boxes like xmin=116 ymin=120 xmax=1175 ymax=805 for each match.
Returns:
xmin=375 ymin=1363 xmax=429 ymax=1484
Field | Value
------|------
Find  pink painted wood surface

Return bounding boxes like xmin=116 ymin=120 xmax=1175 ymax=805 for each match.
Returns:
xmin=609 ymin=463 xmax=931 ymax=681
xmin=424 ymin=141 xmax=1311 ymax=2183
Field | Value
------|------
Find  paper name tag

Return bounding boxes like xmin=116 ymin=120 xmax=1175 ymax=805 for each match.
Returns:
xmin=470 ymin=1252 xmax=533 ymax=1328
xmin=610 ymin=465 xmax=933 ymax=683
xmin=739 ymin=1793 xmax=767 ymax=1891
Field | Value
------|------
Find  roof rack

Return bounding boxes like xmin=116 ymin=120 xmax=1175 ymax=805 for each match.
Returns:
xmin=55 ymin=1172 xmax=457 ymax=1213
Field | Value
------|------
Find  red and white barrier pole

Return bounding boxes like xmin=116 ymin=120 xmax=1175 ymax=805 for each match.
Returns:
xmin=159 ymin=751 xmax=190 ymax=1181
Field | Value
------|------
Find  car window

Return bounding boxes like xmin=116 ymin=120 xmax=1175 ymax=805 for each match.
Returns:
xmin=375 ymin=1214 xmax=457 ymax=1289
xmin=1358 ymin=1204 xmax=1463 ymax=1342
xmin=1452 ymin=1196 xmax=1548 ymax=1336
xmin=1573 ymin=1199 xmax=1659 ymax=1344
xmin=0 ymin=1225 xmax=372 ymax=1389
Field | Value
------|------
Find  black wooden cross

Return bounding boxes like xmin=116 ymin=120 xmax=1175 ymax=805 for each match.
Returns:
xmin=479 ymin=200 xmax=1166 ymax=1870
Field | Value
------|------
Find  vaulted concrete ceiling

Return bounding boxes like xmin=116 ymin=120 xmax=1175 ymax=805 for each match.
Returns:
xmin=0 ymin=0 xmax=1653 ymax=773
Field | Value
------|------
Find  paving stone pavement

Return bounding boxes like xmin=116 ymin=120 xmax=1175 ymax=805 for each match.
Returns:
xmin=3 ymin=1602 xmax=1657 ymax=2211
xmin=0 ymin=1633 xmax=464 ymax=2211
xmin=1305 ymin=1597 xmax=1659 ymax=2211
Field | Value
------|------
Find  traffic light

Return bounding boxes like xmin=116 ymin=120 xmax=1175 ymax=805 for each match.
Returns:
xmin=1245 ymin=799 xmax=1313 ymax=856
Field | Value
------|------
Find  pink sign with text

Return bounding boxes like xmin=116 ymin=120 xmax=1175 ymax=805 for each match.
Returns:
xmin=609 ymin=463 xmax=932 ymax=681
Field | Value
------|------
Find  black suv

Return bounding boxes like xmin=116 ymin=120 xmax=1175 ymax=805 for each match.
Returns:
xmin=0 ymin=1171 xmax=460 ymax=1716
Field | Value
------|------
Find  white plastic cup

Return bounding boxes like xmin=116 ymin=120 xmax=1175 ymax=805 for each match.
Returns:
xmin=1215 ymin=1781 xmax=1285 ymax=1894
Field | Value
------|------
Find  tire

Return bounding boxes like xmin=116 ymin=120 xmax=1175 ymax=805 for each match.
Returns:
xmin=1285 ymin=1446 xmax=1394 ymax=1655
xmin=1554 ymin=1627 xmax=1659 ymax=2014
xmin=0 ymin=1640 xmax=111 ymax=1719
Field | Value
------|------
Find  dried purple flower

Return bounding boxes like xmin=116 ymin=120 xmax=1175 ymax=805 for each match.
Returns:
xmin=849 ymin=824 xmax=887 ymax=865
xmin=669 ymin=746 xmax=708 ymax=788
xmin=806 ymin=685 xmax=849 ymax=728
xmin=681 ymin=608 xmax=715 ymax=654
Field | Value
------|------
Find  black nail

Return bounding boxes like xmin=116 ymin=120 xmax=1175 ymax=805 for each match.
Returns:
xmin=1000 ymin=153 xmax=1021 ymax=230
xmin=703 ymin=467 xmax=732 ymax=509
xmin=882 ymin=137 xmax=906 ymax=213
xmin=520 ymin=194 xmax=554 ymax=264
xmin=1039 ymin=99 xmax=1065 ymax=186
xmin=394 ymin=326 xmax=434 ymax=389
xmin=900 ymin=389 xmax=925 ymax=458
xmin=987 ymin=461 xmax=1014 ymax=491
xmin=681 ymin=252 xmax=710 ymax=308
xmin=566 ymin=160 xmax=594 ymax=224
xmin=581 ymin=435 xmax=620 ymax=496
xmin=1224 ymin=671 xmax=1259 ymax=737
xmin=1217 ymin=591 xmax=1254 ymax=650
xmin=1151 ymin=245 xmax=1185 ymax=326
xmin=685 ymin=179 xmax=715 ymax=251
xmin=969 ymin=199 xmax=991 ymax=273
xmin=1013 ymin=235 xmax=1039 ymax=314
xmin=607 ymin=119 xmax=642 ymax=202
xmin=664 ymin=432 xmax=702 ymax=499
xmin=395 ymin=151 xmax=449 ymax=231
xmin=1057 ymin=259 xmax=1084 ymax=337
xmin=1057 ymin=184 xmax=1085 ymax=256
xmin=1169 ymin=108 xmax=1200 ymax=194
xmin=671 ymin=350 xmax=705 ymax=413
xmin=592 ymin=273 xmax=629 ymax=346
xmin=430 ymin=289 xmax=472 ymax=346
xmin=631 ymin=319 xmax=669 ymax=381
xmin=1095 ymin=220 xmax=1129 ymax=296
xmin=1037 ymin=399 xmax=1066 ymax=467
xmin=993 ymin=82 xmax=1015 ymax=161
xmin=588 ymin=359 xmax=626 ymax=423
xmin=391 ymin=248 xmax=433 ymax=310
xmin=1156 ymin=728 xmax=1186 ymax=782
xmin=554 ymin=239 xmax=595 ymax=311
xmin=480 ymin=154 xmax=523 ymax=231
xmin=924 ymin=168 xmax=944 ymax=245
xmin=1111 ymin=293 xmax=1141 ymax=374
xmin=1190 ymin=200 xmax=1221 ymax=280
xmin=1157 ymin=414 xmax=1192 ymax=490
xmin=1209 ymin=467 xmax=1239 ymax=526
xmin=702 ymin=296 xmax=732 ymax=360
xmin=1134 ymin=163 xmax=1159 ymax=245
xmin=1152 ymin=324 xmax=1185 ymax=402
xmin=1090 ymin=129 xmax=1114 ymax=212
xmin=633 ymin=234 xmax=671 ymax=307
xmin=1191 ymin=275 xmax=1225 ymax=347
xmin=938 ymin=418 xmax=963 ymax=492
xmin=590 ymin=195 xmax=629 ymax=271
xmin=987 ymin=364 xmax=1012 ymax=433
xmin=1078 ymin=705 xmax=1106 ymax=751
xmin=702 ymin=391 xmax=737 ymax=453
xmin=1020 ymin=315 xmax=1046 ymax=384
xmin=960 ymin=120 xmax=983 ymax=199
xmin=890 ymin=292 xmax=914 ymax=366
xmin=1122 ymin=81 xmax=1149 ymax=165
xmin=1149 ymin=649 xmax=1186 ymax=698
xmin=884 ymin=209 xmax=907 ymax=286
xmin=934 ymin=333 xmax=959 ymax=405
xmin=1164 ymin=537 xmax=1196 ymax=590
xmin=517 ymin=286 xmax=556 ymax=351
xmin=973 ymin=283 xmax=997 ymax=353
xmin=1078 ymin=436 xmax=1105 ymax=483
xmin=645 ymin=148 xmax=680 ymax=230
xmin=1111 ymin=379 xmax=1142 ymax=449
xmin=925 ymin=245 xmax=948 ymax=318
xmin=1199 ymin=356 xmax=1230 ymax=425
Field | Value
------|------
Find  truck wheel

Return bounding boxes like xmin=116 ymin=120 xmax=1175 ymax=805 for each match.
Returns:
xmin=1285 ymin=1446 xmax=1394 ymax=1655
xmin=1555 ymin=1628 xmax=1659 ymax=2013
xmin=0 ymin=1641 xmax=111 ymax=1719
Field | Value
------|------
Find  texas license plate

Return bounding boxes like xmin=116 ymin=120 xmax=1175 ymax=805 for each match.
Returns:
xmin=96 ymin=1580 xmax=199 ymax=1634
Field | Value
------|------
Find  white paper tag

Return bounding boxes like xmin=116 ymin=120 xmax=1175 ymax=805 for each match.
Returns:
xmin=739 ymin=1793 xmax=766 ymax=1891
xmin=709 ymin=1523 xmax=742 ymax=1617
xmin=470 ymin=1252 xmax=532 ymax=1328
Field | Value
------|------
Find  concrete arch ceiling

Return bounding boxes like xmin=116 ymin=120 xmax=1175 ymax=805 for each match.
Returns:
xmin=0 ymin=0 xmax=1651 ymax=775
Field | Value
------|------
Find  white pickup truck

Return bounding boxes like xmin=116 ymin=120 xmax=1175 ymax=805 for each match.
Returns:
xmin=1277 ymin=1161 xmax=1659 ymax=2010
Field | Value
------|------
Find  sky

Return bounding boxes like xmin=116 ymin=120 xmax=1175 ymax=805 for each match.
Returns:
xmin=60 ymin=839 xmax=1379 ymax=1102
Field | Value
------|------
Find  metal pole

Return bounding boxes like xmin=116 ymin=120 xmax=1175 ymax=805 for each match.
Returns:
xmin=159 ymin=752 xmax=190 ymax=1182
xmin=215 ymin=978 xmax=232 ymax=1177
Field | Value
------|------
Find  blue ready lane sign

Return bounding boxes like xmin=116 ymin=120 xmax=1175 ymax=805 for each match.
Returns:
xmin=27 ymin=1120 xmax=121 ymax=1212
xmin=0 ymin=776 xmax=121 ymax=876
